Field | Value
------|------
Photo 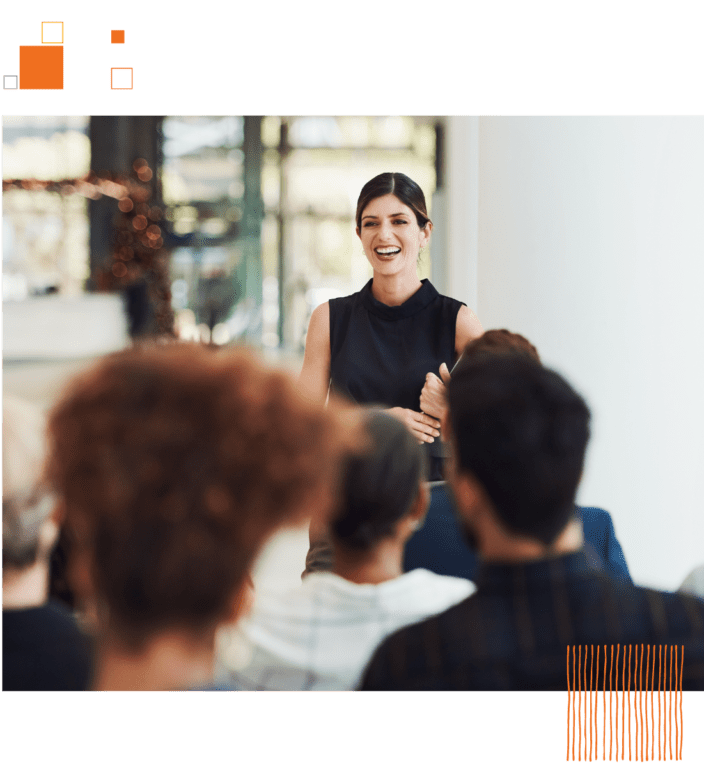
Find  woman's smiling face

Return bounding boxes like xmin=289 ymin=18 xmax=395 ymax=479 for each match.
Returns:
xmin=357 ymin=194 xmax=431 ymax=277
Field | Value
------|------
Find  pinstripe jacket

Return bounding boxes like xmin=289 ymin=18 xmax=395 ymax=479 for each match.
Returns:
xmin=359 ymin=551 xmax=704 ymax=690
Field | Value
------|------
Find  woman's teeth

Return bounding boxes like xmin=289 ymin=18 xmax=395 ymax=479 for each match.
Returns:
xmin=376 ymin=247 xmax=400 ymax=255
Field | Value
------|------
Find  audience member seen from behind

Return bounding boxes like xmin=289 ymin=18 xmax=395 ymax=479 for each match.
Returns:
xmin=304 ymin=333 xmax=550 ymax=576
xmin=408 ymin=328 xmax=630 ymax=582
xmin=45 ymin=343 xmax=360 ymax=691
xmin=217 ymin=410 xmax=474 ymax=690
xmin=361 ymin=355 xmax=704 ymax=690
xmin=3 ymin=395 xmax=93 ymax=691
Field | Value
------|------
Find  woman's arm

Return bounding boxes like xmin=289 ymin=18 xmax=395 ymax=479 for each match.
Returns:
xmin=420 ymin=305 xmax=484 ymax=420
xmin=298 ymin=302 xmax=331 ymax=404
xmin=455 ymin=304 xmax=484 ymax=355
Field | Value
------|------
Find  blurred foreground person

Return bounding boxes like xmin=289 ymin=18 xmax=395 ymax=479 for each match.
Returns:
xmin=3 ymin=395 xmax=92 ymax=690
xmin=45 ymin=343 xmax=359 ymax=691
xmin=407 ymin=329 xmax=630 ymax=582
xmin=361 ymin=355 xmax=704 ymax=689
xmin=216 ymin=411 xmax=474 ymax=690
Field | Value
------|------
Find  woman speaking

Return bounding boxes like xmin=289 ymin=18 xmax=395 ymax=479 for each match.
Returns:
xmin=299 ymin=172 xmax=483 ymax=481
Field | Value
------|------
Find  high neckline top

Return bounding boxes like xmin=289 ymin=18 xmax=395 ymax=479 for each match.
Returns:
xmin=328 ymin=278 xmax=465 ymax=481
xmin=361 ymin=278 xmax=438 ymax=321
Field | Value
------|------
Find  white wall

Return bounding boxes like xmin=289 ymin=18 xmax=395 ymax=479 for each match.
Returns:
xmin=447 ymin=116 xmax=704 ymax=590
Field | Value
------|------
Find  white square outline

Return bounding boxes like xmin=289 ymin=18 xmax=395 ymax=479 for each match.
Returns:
xmin=41 ymin=22 xmax=64 ymax=44
xmin=4 ymin=75 xmax=19 ymax=89
xmin=111 ymin=68 xmax=133 ymax=90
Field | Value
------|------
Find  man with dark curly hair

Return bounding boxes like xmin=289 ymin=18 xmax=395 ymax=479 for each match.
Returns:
xmin=361 ymin=355 xmax=704 ymax=690
xmin=46 ymin=342 xmax=359 ymax=690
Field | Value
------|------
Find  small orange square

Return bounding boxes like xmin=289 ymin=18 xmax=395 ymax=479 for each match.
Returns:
xmin=111 ymin=30 xmax=125 ymax=44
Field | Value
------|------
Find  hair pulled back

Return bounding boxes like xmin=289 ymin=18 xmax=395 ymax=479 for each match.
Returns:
xmin=330 ymin=410 xmax=427 ymax=551
xmin=355 ymin=172 xmax=431 ymax=231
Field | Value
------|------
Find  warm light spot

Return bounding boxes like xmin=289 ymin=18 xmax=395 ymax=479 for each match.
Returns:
xmin=118 ymin=197 xmax=134 ymax=212
xmin=197 ymin=324 xmax=211 ymax=343
xmin=133 ymin=214 xmax=147 ymax=230
xmin=212 ymin=323 xmax=231 ymax=345
xmin=112 ymin=262 xmax=127 ymax=278
xmin=133 ymin=158 xmax=148 ymax=171
xmin=137 ymin=167 xmax=153 ymax=182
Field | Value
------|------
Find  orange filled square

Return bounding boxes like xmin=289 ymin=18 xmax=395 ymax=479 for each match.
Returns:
xmin=111 ymin=30 xmax=125 ymax=44
xmin=20 ymin=46 xmax=63 ymax=89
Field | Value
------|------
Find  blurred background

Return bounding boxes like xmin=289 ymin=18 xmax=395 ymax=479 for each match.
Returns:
xmin=3 ymin=116 xmax=704 ymax=591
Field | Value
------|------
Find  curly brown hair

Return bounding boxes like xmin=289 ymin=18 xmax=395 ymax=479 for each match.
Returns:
xmin=46 ymin=342 xmax=360 ymax=647
xmin=462 ymin=329 xmax=540 ymax=363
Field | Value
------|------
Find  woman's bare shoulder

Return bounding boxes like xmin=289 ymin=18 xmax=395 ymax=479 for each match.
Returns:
xmin=308 ymin=301 xmax=330 ymax=338
xmin=455 ymin=304 xmax=484 ymax=354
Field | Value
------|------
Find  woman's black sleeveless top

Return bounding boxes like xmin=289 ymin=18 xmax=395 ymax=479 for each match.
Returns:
xmin=329 ymin=278 xmax=465 ymax=480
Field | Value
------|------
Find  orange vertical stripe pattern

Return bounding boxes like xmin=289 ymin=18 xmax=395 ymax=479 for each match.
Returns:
xmin=566 ymin=645 xmax=683 ymax=762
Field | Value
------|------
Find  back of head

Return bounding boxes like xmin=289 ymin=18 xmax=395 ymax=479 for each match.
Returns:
xmin=462 ymin=329 xmax=540 ymax=363
xmin=3 ymin=395 xmax=54 ymax=570
xmin=46 ymin=342 xmax=358 ymax=646
xmin=330 ymin=410 xmax=427 ymax=551
xmin=447 ymin=355 xmax=590 ymax=545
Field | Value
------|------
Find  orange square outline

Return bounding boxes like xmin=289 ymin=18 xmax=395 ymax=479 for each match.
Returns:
xmin=111 ymin=67 xmax=133 ymax=90
xmin=41 ymin=21 xmax=64 ymax=44
xmin=111 ymin=30 xmax=125 ymax=44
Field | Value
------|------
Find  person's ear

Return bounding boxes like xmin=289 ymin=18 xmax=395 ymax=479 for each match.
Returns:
xmin=224 ymin=576 xmax=255 ymax=625
xmin=419 ymin=220 xmax=432 ymax=248
xmin=419 ymin=480 xmax=430 ymax=513
xmin=440 ymin=410 xmax=451 ymax=439
xmin=452 ymin=472 xmax=485 ymax=515
xmin=356 ymin=226 xmax=362 ymax=241
xmin=410 ymin=481 xmax=430 ymax=526
xmin=51 ymin=499 xmax=66 ymax=527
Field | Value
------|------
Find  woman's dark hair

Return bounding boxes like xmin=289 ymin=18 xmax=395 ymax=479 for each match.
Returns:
xmin=330 ymin=410 xmax=428 ymax=551
xmin=355 ymin=172 xmax=432 ymax=231
xmin=448 ymin=354 xmax=590 ymax=545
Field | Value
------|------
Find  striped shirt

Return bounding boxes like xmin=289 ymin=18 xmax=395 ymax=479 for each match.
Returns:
xmin=359 ymin=551 xmax=704 ymax=690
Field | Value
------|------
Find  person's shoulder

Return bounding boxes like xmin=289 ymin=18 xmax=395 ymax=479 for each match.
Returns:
xmin=597 ymin=574 xmax=704 ymax=625
xmin=425 ymin=281 xmax=464 ymax=307
xmin=358 ymin=599 xmax=468 ymax=689
xmin=327 ymin=287 xmax=369 ymax=323
xmin=578 ymin=506 xmax=615 ymax=530
xmin=406 ymin=568 xmax=476 ymax=598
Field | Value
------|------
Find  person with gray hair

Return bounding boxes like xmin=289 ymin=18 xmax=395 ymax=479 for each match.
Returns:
xmin=3 ymin=395 xmax=92 ymax=690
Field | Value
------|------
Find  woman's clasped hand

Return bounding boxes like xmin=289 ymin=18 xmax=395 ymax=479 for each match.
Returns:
xmin=386 ymin=407 xmax=441 ymax=445
xmin=419 ymin=362 xmax=452 ymax=422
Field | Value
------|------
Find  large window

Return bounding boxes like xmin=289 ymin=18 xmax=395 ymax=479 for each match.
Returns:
xmin=260 ymin=116 xmax=438 ymax=351
xmin=161 ymin=116 xmax=246 ymax=344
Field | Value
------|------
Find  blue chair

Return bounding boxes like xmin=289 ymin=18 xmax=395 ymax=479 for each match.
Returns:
xmin=404 ymin=482 xmax=631 ymax=583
